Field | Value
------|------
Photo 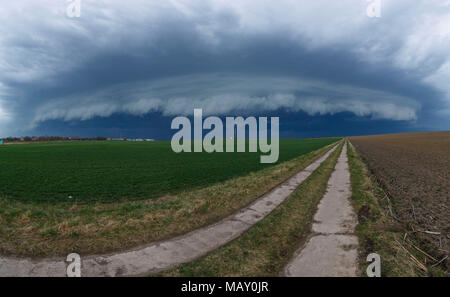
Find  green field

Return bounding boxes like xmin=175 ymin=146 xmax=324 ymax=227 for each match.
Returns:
xmin=0 ymin=138 xmax=339 ymax=203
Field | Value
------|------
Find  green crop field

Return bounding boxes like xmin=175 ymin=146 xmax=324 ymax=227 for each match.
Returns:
xmin=0 ymin=138 xmax=339 ymax=203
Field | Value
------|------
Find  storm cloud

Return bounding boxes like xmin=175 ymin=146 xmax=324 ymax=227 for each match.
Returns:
xmin=1 ymin=0 xmax=449 ymax=137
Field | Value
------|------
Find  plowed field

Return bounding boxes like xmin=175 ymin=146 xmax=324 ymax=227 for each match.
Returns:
xmin=350 ymin=131 xmax=449 ymax=266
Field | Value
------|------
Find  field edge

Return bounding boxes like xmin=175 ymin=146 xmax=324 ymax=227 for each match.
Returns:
xmin=347 ymin=141 xmax=447 ymax=277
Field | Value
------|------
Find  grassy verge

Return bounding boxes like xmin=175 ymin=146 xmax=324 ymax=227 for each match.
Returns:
xmin=0 ymin=142 xmax=339 ymax=257
xmin=158 ymin=142 xmax=343 ymax=276
xmin=347 ymin=141 xmax=447 ymax=277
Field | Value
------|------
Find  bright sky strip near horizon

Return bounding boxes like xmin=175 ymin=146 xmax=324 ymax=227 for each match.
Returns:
xmin=0 ymin=0 xmax=450 ymax=138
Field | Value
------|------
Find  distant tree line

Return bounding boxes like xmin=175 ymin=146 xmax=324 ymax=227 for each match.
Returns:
xmin=0 ymin=136 xmax=107 ymax=143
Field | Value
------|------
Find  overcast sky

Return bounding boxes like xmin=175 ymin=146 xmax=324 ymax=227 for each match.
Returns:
xmin=1 ymin=0 xmax=450 ymax=138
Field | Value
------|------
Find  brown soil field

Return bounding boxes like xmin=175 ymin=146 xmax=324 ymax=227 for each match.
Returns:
xmin=350 ymin=131 xmax=449 ymax=272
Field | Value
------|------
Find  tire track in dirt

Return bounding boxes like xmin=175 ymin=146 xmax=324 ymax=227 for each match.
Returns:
xmin=0 ymin=143 xmax=340 ymax=277
xmin=284 ymin=142 xmax=359 ymax=277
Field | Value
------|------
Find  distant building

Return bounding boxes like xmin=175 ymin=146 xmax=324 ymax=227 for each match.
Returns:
xmin=108 ymin=138 xmax=153 ymax=141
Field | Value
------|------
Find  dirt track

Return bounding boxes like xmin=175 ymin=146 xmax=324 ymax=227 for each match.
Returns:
xmin=284 ymin=142 xmax=359 ymax=276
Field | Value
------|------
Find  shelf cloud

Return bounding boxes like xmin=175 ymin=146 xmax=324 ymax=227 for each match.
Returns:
xmin=1 ymin=0 xmax=449 ymax=137
xmin=32 ymin=74 xmax=419 ymax=125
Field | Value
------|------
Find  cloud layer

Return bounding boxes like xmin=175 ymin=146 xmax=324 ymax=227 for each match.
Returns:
xmin=1 ymin=0 xmax=450 ymax=136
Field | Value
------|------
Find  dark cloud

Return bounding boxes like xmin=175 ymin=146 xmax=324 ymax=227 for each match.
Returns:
xmin=1 ymin=0 xmax=449 ymax=137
